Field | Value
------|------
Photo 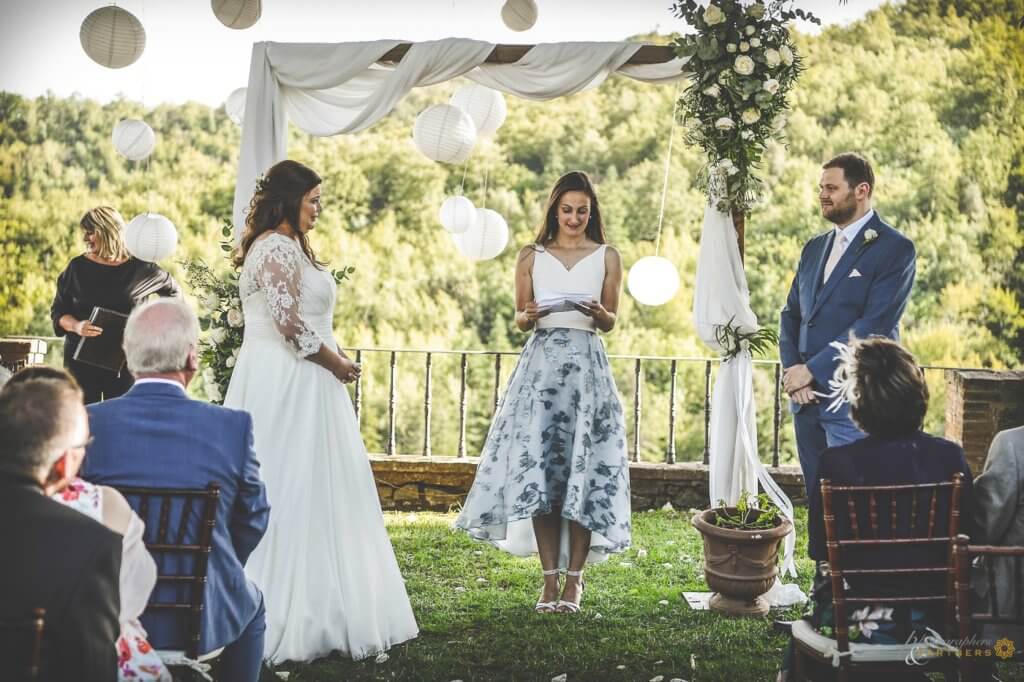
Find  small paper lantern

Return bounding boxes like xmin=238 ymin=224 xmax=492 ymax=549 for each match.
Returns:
xmin=627 ymin=256 xmax=680 ymax=306
xmin=80 ymin=6 xmax=146 ymax=69
xmin=412 ymin=104 xmax=477 ymax=164
xmin=211 ymin=0 xmax=262 ymax=29
xmin=439 ymin=196 xmax=477 ymax=234
xmin=112 ymin=119 xmax=156 ymax=161
xmin=450 ymin=85 xmax=507 ymax=137
xmin=456 ymin=208 xmax=509 ymax=261
xmin=501 ymin=0 xmax=538 ymax=31
xmin=125 ymin=213 xmax=178 ymax=262
xmin=225 ymin=87 xmax=247 ymax=125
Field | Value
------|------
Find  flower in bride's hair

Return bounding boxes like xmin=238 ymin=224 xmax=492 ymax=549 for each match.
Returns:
xmin=227 ymin=309 xmax=244 ymax=328
xmin=253 ymin=173 xmax=269 ymax=194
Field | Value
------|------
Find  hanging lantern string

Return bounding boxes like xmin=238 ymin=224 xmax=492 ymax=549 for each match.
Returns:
xmin=481 ymin=165 xmax=490 ymax=210
xmin=654 ymin=87 xmax=682 ymax=258
xmin=459 ymin=157 xmax=470 ymax=196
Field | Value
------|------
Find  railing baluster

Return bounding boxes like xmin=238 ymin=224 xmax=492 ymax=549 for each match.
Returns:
xmin=458 ymin=353 xmax=468 ymax=458
xmin=772 ymin=362 xmax=782 ymax=467
xmin=354 ymin=349 xmax=363 ymax=425
xmin=703 ymin=360 xmax=712 ymax=465
xmin=492 ymin=353 xmax=502 ymax=415
xmin=387 ymin=351 xmax=397 ymax=456
xmin=666 ymin=359 xmax=677 ymax=464
xmin=632 ymin=359 xmax=642 ymax=462
xmin=422 ymin=352 xmax=432 ymax=457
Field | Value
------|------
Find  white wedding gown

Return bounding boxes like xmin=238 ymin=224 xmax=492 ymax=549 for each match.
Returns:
xmin=224 ymin=232 xmax=418 ymax=663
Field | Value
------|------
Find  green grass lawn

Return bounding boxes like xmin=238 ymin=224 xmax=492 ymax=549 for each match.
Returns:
xmin=270 ymin=508 xmax=1022 ymax=682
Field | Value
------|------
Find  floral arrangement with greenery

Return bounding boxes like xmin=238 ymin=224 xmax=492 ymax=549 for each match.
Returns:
xmin=713 ymin=315 xmax=780 ymax=362
xmin=671 ymin=0 xmax=818 ymax=214
xmin=183 ymin=222 xmax=354 ymax=404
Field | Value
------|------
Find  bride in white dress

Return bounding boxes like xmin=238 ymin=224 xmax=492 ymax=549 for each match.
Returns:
xmin=224 ymin=160 xmax=418 ymax=663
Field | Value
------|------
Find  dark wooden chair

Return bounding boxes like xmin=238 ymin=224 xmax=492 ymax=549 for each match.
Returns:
xmin=954 ymin=535 xmax=1024 ymax=681
xmin=791 ymin=474 xmax=964 ymax=682
xmin=117 ymin=483 xmax=220 ymax=660
xmin=0 ymin=608 xmax=45 ymax=680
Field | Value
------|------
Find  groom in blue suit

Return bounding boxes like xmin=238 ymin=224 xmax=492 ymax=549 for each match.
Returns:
xmin=779 ymin=152 xmax=916 ymax=501
xmin=83 ymin=298 xmax=270 ymax=681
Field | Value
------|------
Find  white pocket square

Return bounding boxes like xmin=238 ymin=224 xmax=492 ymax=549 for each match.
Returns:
xmin=848 ymin=269 xmax=862 ymax=278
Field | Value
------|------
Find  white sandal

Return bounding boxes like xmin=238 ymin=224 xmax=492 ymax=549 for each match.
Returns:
xmin=535 ymin=569 xmax=561 ymax=613
xmin=556 ymin=570 xmax=585 ymax=614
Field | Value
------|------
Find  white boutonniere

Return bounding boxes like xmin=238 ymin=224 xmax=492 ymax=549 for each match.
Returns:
xmin=864 ymin=228 xmax=878 ymax=243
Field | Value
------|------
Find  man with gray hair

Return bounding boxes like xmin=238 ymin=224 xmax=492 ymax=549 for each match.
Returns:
xmin=0 ymin=377 xmax=121 ymax=680
xmin=83 ymin=297 xmax=270 ymax=681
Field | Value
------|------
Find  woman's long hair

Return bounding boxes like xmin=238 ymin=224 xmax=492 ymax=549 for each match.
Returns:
xmin=80 ymin=206 xmax=129 ymax=262
xmin=235 ymin=160 xmax=324 ymax=267
xmin=533 ymin=170 xmax=606 ymax=246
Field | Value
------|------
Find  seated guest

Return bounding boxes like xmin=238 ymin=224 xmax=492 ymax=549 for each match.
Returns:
xmin=83 ymin=298 xmax=271 ymax=682
xmin=0 ymin=377 xmax=121 ymax=681
xmin=779 ymin=337 xmax=974 ymax=681
xmin=5 ymin=367 xmax=170 ymax=680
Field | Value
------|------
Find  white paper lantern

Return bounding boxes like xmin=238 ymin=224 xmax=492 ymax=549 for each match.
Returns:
xmin=80 ymin=6 xmax=146 ymax=69
xmin=112 ymin=119 xmax=156 ymax=161
xmin=456 ymin=208 xmax=509 ymax=261
xmin=439 ymin=196 xmax=477 ymax=234
xmin=211 ymin=0 xmax=262 ymax=29
xmin=125 ymin=213 xmax=178 ymax=263
xmin=627 ymin=256 xmax=681 ymax=306
xmin=450 ymin=85 xmax=507 ymax=137
xmin=501 ymin=0 xmax=538 ymax=31
xmin=412 ymin=104 xmax=477 ymax=164
xmin=225 ymin=87 xmax=247 ymax=125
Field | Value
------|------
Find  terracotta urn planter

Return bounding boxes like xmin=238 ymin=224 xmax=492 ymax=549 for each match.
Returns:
xmin=692 ymin=507 xmax=793 ymax=617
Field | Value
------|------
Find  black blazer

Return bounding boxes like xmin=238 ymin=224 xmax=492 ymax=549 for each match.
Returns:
xmin=0 ymin=476 xmax=121 ymax=681
xmin=807 ymin=431 xmax=974 ymax=562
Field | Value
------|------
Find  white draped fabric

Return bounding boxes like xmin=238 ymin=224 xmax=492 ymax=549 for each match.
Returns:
xmin=693 ymin=205 xmax=799 ymax=581
xmin=234 ymin=38 xmax=691 ymax=233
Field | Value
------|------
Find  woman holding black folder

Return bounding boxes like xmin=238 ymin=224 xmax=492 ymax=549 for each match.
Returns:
xmin=50 ymin=206 xmax=180 ymax=403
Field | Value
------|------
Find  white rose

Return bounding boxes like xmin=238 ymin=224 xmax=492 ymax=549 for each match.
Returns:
xmin=715 ymin=117 xmax=735 ymax=131
xmin=745 ymin=25 xmax=756 ymax=36
xmin=204 ymin=292 xmax=220 ymax=309
xmin=748 ymin=3 xmax=766 ymax=19
xmin=206 ymin=383 xmax=221 ymax=401
xmin=740 ymin=41 xmax=750 ymax=53
xmin=227 ymin=308 xmax=244 ymax=328
xmin=734 ymin=55 xmax=755 ymax=75
xmin=231 ymin=297 xmax=241 ymax=307
xmin=702 ymin=84 xmax=721 ymax=98
xmin=740 ymin=130 xmax=754 ymax=140
xmin=211 ymin=327 xmax=228 ymax=344
xmin=763 ymin=78 xmax=780 ymax=95
xmin=225 ymin=356 xmax=236 ymax=368
xmin=726 ymin=43 xmax=737 ymax=53
xmin=750 ymin=37 xmax=761 ymax=48
xmin=703 ymin=4 xmax=725 ymax=25
xmin=780 ymin=45 xmax=794 ymax=65
xmin=741 ymin=108 xmax=761 ymax=125
xmin=203 ymin=367 xmax=216 ymax=383
xmin=764 ymin=48 xmax=781 ymax=68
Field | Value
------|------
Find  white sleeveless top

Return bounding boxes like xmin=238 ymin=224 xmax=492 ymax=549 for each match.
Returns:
xmin=533 ymin=244 xmax=607 ymax=333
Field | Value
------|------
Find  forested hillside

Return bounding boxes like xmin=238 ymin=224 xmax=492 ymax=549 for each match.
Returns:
xmin=1 ymin=0 xmax=1021 ymax=461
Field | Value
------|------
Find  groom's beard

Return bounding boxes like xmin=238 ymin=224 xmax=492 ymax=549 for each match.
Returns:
xmin=821 ymin=196 xmax=857 ymax=225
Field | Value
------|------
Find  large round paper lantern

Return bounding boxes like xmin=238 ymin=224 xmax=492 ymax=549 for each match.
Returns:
xmin=450 ymin=85 xmax=507 ymax=137
xmin=212 ymin=0 xmax=262 ymax=29
xmin=627 ymin=256 xmax=681 ymax=306
xmin=112 ymin=119 xmax=156 ymax=161
xmin=457 ymin=208 xmax=509 ymax=261
xmin=439 ymin=196 xmax=477 ymax=234
xmin=225 ymin=87 xmax=247 ymax=125
xmin=413 ymin=104 xmax=477 ymax=164
xmin=501 ymin=0 xmax=538 ymax=31
xmin=80 ymin=6 xmax=146 ymax=69
xmin=125 ymin=213 xmax=178 ymax=262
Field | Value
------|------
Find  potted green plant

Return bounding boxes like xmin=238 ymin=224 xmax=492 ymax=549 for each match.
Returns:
xmin=692 ymin=491 xmax=793 ymax=616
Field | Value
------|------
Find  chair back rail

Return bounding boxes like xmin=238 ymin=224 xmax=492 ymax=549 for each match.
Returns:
xmin=0 ymin=608 xmax=45 ymax=679
xmin=117 ymin=483 xmax=220 ymax=660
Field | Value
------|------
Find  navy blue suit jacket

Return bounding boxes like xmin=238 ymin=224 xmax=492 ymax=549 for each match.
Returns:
xmin=779 ymin=213 xmax=916 ymax=398
xmin=83 ymin=381 xmax=270 ymax=654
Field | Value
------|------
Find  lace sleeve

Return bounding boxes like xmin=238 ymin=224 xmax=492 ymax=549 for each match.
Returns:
xmin=254 ymin=239 xmax=324 ymax=358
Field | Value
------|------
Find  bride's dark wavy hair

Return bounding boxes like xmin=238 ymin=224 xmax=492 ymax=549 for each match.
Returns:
xmin=235 ymin=160 xmax=325 ymax=268
xmin=533 ymin=170 xmax=606 ymax=246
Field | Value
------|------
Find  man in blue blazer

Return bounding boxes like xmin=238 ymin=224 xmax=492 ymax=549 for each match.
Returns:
xmin=779 ymin=152 xmax=916 ymax=501
xmin=83 ymin=298 xmax=270 ymax=681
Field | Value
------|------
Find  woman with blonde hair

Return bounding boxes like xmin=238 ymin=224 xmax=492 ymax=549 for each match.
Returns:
xmin=50 ymin=206 xmax=180 ymax=403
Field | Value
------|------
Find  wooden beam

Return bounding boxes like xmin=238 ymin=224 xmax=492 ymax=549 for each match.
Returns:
xmin=378 ymin=43 xmax=677 ymax=65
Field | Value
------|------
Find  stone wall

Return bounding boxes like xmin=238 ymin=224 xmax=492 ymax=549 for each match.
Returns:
xmin=945 ymin=369 xmax=1024 ymax=474
xmin=370 ymin=455 xmax=806 ymax=512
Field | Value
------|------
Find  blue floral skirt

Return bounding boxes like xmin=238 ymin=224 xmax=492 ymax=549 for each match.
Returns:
xmin=454 ymin=328 xmax=632 ymax=564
